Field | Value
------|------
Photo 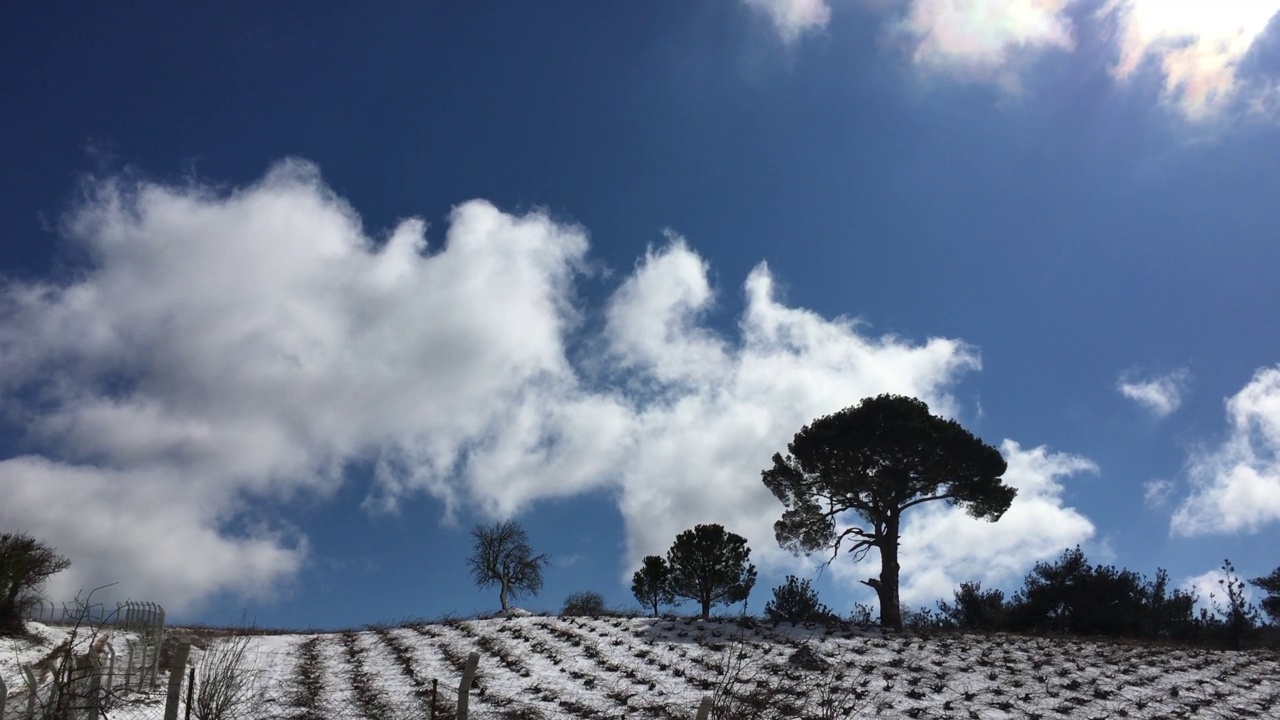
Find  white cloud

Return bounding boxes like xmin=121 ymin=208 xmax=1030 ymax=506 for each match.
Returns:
xmin=1172 ymin=365 xmax=1280 ymax=536
xmin=0 ymin=160 xmax=1094 ymax=614
xmin=880 ymin=440 xmax=1097 ymax=605
xmin=603 ymin=234 xmax=729 ymax=388
xmin=1185 ymin=566 xmax=1253 ymax=611
xmin=1117 ymin=368 xmax=1190 ymax=417
xmin=755 ymin=0 xmax=1280 ymax=124
xmin=0 ymin=456 xmax=306 ymax=610
xmin=893 ymin=0 xmax=1079 ymax=90
xmin=745 ymin=0 xmax=832 ymax=42
xmin=608 ymin=246 xmax=984 ymax=576
xmin=1102 ymin=0 xmax=1280 ymax=120
xmin=0 ymin=160 xmax=597 ymax=611
xmin=1144 ymin=479 xmax=1174 ymax=508
xmin=1186 ymin=568 xmax=1223 ymax=608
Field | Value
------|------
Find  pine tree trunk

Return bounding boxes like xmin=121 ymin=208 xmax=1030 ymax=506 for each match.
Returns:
xmin=878 ymin=519 xmax=903 ymax=630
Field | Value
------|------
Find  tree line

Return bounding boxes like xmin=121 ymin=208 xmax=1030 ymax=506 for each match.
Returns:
xmin=460 ymin=394 xmax=1280 ymax=649
xmin=5 ymin=394 xmax=1279 ymax=649
xmin=466 ymin=513 xmax=1280 ymax=649
xmin=926 ymin=550 xmax=1280 ymax=648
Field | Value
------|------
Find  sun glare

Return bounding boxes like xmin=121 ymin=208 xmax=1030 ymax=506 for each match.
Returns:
xmin=1106 ymin=0 xmax=1280 ymax=117
xmin=1112 ymin=1 xmax=1279 ymax=72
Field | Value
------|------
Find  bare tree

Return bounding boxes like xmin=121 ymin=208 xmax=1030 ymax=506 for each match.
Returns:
xmin=467 ymin=520 xmax=550 ymax=612
xmin=0 ymin=532 xmax=72 ymax=635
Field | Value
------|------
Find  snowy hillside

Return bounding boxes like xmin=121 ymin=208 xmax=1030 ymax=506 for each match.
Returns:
xmin=4 ymin=615 xmax=1280 ymax=718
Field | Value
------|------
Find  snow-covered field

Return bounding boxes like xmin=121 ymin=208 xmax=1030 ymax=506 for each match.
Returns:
xmin=4 ymin=616 xmax=1279 ymax=718
xmin=1 ymin=621 xmax=170 ymax=717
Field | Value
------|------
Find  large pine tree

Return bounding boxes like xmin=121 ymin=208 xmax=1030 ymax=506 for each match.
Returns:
xmin=763 ymin=394 xmax=1012 ymax=630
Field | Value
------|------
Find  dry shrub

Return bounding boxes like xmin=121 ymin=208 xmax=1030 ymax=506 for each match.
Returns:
xmin=191 ymin=627 xmax=264 ymax=720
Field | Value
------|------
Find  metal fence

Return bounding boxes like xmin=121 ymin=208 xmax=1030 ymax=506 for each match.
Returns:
xmin=24 ymin=601 xmax=166 ymax=692
xmin=5 ymin=600 xmax=169 ymax=720
xmin=25 ymin=601 xmax=164 ymax=634
xmin=0 ymin=643 xmax=187 ymax=720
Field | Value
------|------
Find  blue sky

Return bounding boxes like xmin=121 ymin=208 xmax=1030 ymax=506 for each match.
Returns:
xmin=2 ymin=1 xmax=1280 ymax=629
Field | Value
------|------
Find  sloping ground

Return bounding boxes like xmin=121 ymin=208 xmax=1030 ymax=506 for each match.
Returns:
xmin=5 ymin=616 xmax=1280 ymax=719
xmin=1 ymin=622 xmax=173 ymax=717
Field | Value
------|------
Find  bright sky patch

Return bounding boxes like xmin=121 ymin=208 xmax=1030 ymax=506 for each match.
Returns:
xmin=1106 ymin=0 xmax=1280 ymax=119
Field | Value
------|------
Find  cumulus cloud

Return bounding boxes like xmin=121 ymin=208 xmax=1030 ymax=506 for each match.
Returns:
xmin=1185 ymin=565 xmax=1252 ymax=611
xmin=891 ymin=0 xmax=1078 ymax=90
xmin=0 ymin=457 xmax=306 ymax=609
xmin=1172 ymin=366 xmax=1280 ymax=536
xmin=603 ymin=234 xmax=729 ymax=388
xmin=0 ymin=161 xmax=1094 ymax=613
xmin=0 ymin=160 xmax=598 ymax=610
xmin=1103 ymin=0 xmax=1280 ymax=120
xmin=607 ymin=243 xmax=984 ymax=574
xmin=745 ymin=0 xmax=832 ymax=42
xmin=1185 ymin=568 xmax=1222 ymax=607
xmin=1117 ymin=368 xmax=1190 ymax=417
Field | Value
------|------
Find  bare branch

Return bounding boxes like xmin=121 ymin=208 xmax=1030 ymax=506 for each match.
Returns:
xmin=467 ymin=520 xmax=550 ymax=610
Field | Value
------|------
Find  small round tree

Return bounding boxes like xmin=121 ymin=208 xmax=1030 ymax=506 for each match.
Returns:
xmin=666 ymin=524 xmax=756 ymax=620
xmin=467 ymin=520 xmax=550 ymax=612
xmin=764 ymin=575 xmax=832 ymax=622
xmin=936 ymin=581 xmax=1007 ymax=631
xmin=631 ymin=555 xmax=675 ymax=618
xmin=561 ymin=591 xmax=608 ymax=616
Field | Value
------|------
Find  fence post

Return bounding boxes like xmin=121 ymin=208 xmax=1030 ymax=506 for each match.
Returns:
xmin=163 ymin=643 xmax=191 ymax=720
xmin=1 ymin=673 xmax=7 ymax=720
xmin=104 ymin=644 xmax=116 ymax=694
xmin=455 ymin=652 xmax=479 ymax=720
xmin=431 ymin=678 xmax=438 ymax=720
xmin=150 ymin=606 xmax=166 ymax=688
xmin=87 ymin=651 xmax=105 ymax=719
xmin=185 ymin=666 xmax=195 ymax=720
xmin=695 ymin=696 xmax=713 ymax=720
xmin=124 ymin=639 xmax=137 ymax=689
xmin=22 ymin=666 xmax=38 ymax=718
xmin=148 ymin=624 xmax=160 ymax=688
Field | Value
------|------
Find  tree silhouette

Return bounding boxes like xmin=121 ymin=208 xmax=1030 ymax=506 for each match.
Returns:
xmin=762 ymin=395 xmax=1012 ymax=629
xmin=561 ymin=591 xmax=607 ymax=616
xmin=936 ymin=581 xmax=1007 ymax=631
xmin=0 ymin=532 xmax=72 ymax=635
xmin=666 ymin=524 xmax=756 ymax=619
xmin=631 ymin=555 xmax=674 ymax=618
xmin=763 ymin=575 xmax=832 ymax=622
xmin=1211 ymin=559 xmax=1259 ymax=650
xmin=1249 ymin=566 xmax=1280 ymax=624
xmin=1007 ymin=546 xmax=1196 ymax=638
xmin=467 ymin=520 xmax=549 ymax=612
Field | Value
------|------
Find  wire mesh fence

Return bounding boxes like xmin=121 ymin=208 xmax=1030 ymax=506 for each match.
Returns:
xmin=0 ymin=659 xmax=175 ymax=720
